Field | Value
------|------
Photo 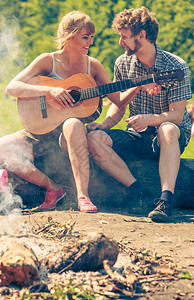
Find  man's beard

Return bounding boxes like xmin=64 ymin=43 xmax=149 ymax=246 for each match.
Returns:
xmin=125 ymin=39 xmax=141 ymax=56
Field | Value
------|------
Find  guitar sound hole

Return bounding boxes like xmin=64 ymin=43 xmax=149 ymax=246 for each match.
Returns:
xmin=69 ymin=90 xmax=81 ymax=103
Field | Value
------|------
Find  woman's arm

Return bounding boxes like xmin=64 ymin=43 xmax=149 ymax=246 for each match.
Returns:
xmin=6 ymin=53 xmax=74 ymax=107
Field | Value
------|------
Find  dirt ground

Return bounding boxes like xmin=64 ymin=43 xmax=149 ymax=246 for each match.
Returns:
xmin=0 ymin=207 xmax=194 ymax=299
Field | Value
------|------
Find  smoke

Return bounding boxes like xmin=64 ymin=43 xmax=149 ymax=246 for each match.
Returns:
xmin=0 ymin=13 xmax=26 ymax=83
xmin=0 ymin=182 xmax=23 ymax=236
xmin=0 ymin=14 xmax=27 ymax=230
xmin=0 ymin=184 xmax=23 ymax=214
xmin=0 ymin=138 xmax=35 ymax=221
xmin=0 ymin=135 xmax=35 ymax=174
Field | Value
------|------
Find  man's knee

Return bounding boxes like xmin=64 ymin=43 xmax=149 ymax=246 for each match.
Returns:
xmin=157 ymin=122 xmax=180 ymax=145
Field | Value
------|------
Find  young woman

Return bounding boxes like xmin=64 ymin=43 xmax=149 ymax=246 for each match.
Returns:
xmin=1 ymin=11 xmax=132 ymax=212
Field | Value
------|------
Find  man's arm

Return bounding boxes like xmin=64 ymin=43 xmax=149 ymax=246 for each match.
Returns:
xmin=87 ymin=85 xmax=141 ymax=131
xmin=87 ymin=84 xmax=161 ymax=131
xmin=87 ymin=103 xmax=127 ymax=130
xmin=126 ymin=99 xmax=187 ymax=132
xmin=103 ymin=103 xmax=127 ymax=128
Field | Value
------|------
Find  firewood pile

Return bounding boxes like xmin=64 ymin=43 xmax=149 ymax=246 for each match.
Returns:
xmin=0 ymin=215 xmax=190 ymax=299
xmin=42 ymin=233 xmax=119 ymax=273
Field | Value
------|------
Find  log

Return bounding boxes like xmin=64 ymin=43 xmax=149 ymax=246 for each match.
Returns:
xmin=42 ymin=233 xmax=119 ymax=273
xmin=89 ymin=155 xmax=194 ymax=210
xmin=3 ymin=149 xmax=194 ymax=211
xmin=36 ymin=151 xmax=194 ymax=210
xmin=0 ymin=241 xmax=40 ymax=286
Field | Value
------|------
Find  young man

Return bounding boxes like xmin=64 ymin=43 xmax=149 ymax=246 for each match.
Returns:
xmin=87 ymin=6 xmax=192 ymax=222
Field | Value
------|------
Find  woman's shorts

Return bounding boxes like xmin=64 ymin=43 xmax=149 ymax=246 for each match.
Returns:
xmin=18 ymin=124 xmax=64 ymax=160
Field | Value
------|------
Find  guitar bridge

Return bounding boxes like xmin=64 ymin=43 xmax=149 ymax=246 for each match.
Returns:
xmin=39 ymin=96 xmax=48 ymax=118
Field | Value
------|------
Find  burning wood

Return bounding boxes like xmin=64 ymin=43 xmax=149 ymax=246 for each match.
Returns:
xmin=42 ymin=233 xmax=119 ymax=273
xmin=0 ymin=241 xmax=39 ymax=286
xmin=0 ymin=233 xmax=119 ymax=288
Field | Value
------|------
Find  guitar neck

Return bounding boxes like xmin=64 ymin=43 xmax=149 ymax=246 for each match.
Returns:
xmin=80 ymin=74 xmax=155 ymax=100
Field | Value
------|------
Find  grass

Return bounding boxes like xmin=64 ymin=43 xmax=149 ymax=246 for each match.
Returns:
xmin=0 ymin=83 xmax=23 ymax=136
xmin=0 ymin=83 xmax=193 ymax=158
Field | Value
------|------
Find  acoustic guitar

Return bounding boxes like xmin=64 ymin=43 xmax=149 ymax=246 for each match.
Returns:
xmin=17 ymin=69 xmax=184 ymax=134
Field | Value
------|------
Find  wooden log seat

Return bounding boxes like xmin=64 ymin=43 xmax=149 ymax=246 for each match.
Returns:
xmin=1 ymin=150 xmax=194 ymax=211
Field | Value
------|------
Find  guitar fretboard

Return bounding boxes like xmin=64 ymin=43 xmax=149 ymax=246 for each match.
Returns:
xmin=80 ymin=74 xmax=154 ymax=100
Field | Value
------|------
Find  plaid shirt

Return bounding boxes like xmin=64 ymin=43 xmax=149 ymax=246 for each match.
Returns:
xmin=114 ymin=44 xmax=192 ymax=145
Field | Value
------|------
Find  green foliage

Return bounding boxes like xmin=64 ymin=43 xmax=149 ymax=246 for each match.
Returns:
xmin=0 ymin=14 xmax=26 ymax=83
xmin=20 ymin=282 xmax=100 ymax=299
xmin=151 ymin=0 xmax=194 ymax=87
xmin=1 ymin=0 xmax=193 ymax=85
xmin=130 ymin=0 xmax=194 ymax=86
xmin=176 ymin=271 xmax=192 ymax=279
xmin=0 ymin=0 xmax=193 ymax=158
xmin=182 ymin=137 xmax=194 ymax=159
xmin=17 ymin=0 xmax=63 ymax=62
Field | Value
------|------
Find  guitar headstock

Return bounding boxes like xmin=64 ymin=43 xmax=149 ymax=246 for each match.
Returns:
xmin=154 ymin=68 xmax=184 ymax=87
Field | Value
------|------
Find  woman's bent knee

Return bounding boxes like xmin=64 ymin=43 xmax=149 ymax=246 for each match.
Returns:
xmin=63 ymin=118 xmax=87 ymax=136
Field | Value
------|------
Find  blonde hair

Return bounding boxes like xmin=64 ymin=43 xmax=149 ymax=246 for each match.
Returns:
xmin=57 ymin=11 xmax=95 ymax=50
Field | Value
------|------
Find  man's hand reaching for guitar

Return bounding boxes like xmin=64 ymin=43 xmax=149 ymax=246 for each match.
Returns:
xmin=47 ymin=87 xmax=75 ymax=110
xmin=141 ymin=83 xmax=161 ymax=95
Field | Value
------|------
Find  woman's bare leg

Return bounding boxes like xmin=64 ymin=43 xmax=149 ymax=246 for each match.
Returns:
xmin=61 ymin=118 xmax=90 ymax=199
xmin=0 ymin=132 xmax=59 ymax=191
xmin=87 ymin=130 xmax=136 ymax=186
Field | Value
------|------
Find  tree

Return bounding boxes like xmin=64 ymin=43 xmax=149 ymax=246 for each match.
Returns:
xmin=1 ymin=0 xmax=193 ymax=88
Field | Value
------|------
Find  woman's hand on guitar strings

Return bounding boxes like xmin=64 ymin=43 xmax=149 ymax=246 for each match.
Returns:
xmin=48 ymin=87 xmax=75 ymax=108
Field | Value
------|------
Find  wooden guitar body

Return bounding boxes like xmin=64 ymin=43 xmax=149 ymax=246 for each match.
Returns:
xmin=17 ymin=73 xmax=100 ymax=135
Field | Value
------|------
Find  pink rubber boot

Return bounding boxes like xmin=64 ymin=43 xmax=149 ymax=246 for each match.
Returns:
xmin=0 ymin=169 xmax=8 ymax=192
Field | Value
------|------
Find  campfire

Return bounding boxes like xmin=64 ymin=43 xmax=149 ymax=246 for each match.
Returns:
xmin=0 ymin=211 xmax=187 ymax=299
